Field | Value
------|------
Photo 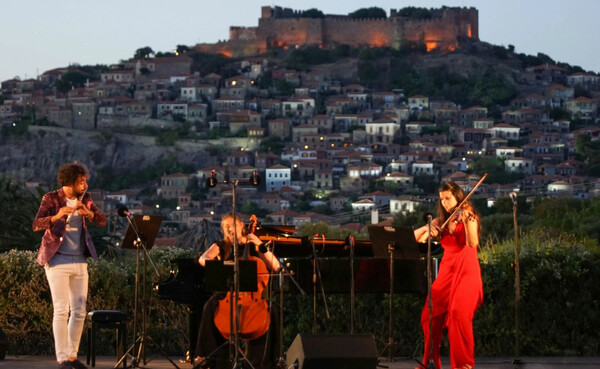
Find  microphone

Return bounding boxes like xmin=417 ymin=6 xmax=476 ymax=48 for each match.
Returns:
xmin=206 ymin=171 xmax=218 ymax=188
xmin=509 ymin=192 xmax=517 ymax=204
xmin=258 ymin=240 xmax=273 ymax=253
xmin=249 ymin=170 xmax=260 ymax=187
xmin=423 ymin=212 xmax=434 ymax=223
xmin=117 ymin=206 xmax=131 ymax=217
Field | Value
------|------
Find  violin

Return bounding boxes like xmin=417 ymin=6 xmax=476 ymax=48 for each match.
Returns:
xmin=213 ymin=215 xmax=271 ymax=340
xmin=439 ymin=173 xmax=487 ymax=233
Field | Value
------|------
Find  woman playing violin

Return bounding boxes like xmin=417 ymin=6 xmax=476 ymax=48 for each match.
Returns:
xmin=194 ymin=212 xmax=280 ymax=369
xmin=413 ymin=182 xmax=483 ymax=369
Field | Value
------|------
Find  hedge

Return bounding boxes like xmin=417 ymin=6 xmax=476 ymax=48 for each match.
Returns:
xmin=1 ymin=232 xmax=599 ymax=358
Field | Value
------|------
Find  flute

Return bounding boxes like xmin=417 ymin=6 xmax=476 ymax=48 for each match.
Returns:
xmin=66 ymin=188 xmax=87 ymax=224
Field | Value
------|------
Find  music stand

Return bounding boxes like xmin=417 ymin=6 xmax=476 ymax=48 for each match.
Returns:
xmin=115 ymin=214 xmax=180 ymax=369
xmin=120 ymin=215 xmax=162 ymax=251
xmin=197 ymin=259 xmax=259 ymax=369
xmin=367 ymin=225 xmax=419 ymax=363
xmin=369 ymin=225 xmax=420 ymax=259
xmin=204 ymin=260 xmax=258 ymax=293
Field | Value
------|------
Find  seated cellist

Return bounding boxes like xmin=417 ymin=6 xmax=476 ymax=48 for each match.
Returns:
xmin=194 ymin=212 xmax=280 ymax=369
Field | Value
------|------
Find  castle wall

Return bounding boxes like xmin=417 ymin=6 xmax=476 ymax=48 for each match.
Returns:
xmin=230 ymin=26 xmax=258 ymax=41
xmin=323 ymin=18 xmax=396 ymax=47
xmin=200 ymin=6 xmax=479 ymax=57
xmin=195 ymin=39 xmax=266 ymax=58
xmin=257 ymin=18 xmax=323 ymax=47
xmin=401 ymin=8 xmax=478 ymax=51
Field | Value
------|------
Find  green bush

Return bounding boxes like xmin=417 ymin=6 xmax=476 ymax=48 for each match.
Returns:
xmin=0 ymin=247 xmax=191 ymax=356
xmin=1 ymin=232 xmax=599 ymax=357
xmin=477 ymin=231 xmax=600 ymax=355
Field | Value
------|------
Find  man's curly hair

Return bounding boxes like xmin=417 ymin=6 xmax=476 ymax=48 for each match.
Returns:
xmin=57 ymin=162 xmax=89 ymax=187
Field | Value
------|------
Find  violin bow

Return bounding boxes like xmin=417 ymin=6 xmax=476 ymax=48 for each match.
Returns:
xmin=439 ymin=173 xmax=487 ymax=232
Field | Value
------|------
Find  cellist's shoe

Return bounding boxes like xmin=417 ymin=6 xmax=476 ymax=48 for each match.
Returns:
xmin=193 ymin=356 xmax=209 ymax=369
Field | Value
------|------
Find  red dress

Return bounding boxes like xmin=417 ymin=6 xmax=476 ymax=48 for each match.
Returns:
xmin=420 ymin=222 xmax=483 ymax=369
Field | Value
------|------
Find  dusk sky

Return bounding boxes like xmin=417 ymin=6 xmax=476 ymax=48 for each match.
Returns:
xmin=1 ymin=0 xmax=598 ymax=83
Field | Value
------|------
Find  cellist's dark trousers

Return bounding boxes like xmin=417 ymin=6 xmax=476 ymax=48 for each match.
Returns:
xmin=195 ymin=293 xmax=280 ymax=369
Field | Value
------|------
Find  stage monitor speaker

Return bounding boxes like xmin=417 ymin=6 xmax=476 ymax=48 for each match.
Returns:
xmin=286 ymin=333 xmax=378 ymax=369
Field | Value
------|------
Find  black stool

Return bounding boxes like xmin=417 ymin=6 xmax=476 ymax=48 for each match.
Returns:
xmin=86 ymin=310 xmax=127 ymax=367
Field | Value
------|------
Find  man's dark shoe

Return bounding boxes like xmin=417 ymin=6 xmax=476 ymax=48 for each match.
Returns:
xmin=67 ymin=359 xmax=88 ymax=369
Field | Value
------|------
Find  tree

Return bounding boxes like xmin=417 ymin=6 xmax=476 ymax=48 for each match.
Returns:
xmin=134 ymin=46 xmax=154 ymax=59
xmin=575 ymin=135 xmax=600 ymax=176
xmin=312 ymin=204 xmax=333 ymax=215
xmin=296 ymin=221 xmax=355 ymax=239
xmin=301 ymin=8 xmax=324 ymax=18
xmin=470 ymin=157 xmax=523 ymax=184
xmin=191 ymin=52 xmax=229 ymax=75
xmin=240 ymin=201 xmax=268 ymax=217
xmin=549 ymin=107 xmax=570 ymax=121
xmin=258 ymin=136 xmax=284 ymax=155
xmin=275 ymin=79 xmax=295 ymax=96
xmin=396 ymin=7 xmax=431 ymax=19
xmin=155 ymin=51 xmax=175 ymax=57
xmin=55 ymin=71 xmax=88 ymax=93
xmin=413 ymin=174 xmax=438 ymax=194
xmin=349 ymin=7 xmax=387 ymax=19
xmin=176 ymin=44 xmax=190 ymax=54
xmin=0 ymin=177 xmax=43 ymax=251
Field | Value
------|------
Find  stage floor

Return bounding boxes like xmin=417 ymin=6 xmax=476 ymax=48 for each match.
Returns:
xmin=1 ymin=356 xmax=599 ymax=369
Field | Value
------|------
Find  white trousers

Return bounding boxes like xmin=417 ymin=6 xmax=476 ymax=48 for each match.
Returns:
xmin=45 ymin=261 xmax=88 ymax=363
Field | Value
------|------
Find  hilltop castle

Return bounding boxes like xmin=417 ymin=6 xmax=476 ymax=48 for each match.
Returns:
xmin=195 ymin=5 xmax=478 ymax=57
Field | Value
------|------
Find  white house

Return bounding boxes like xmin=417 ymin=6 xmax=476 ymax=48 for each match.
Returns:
xmin=265 ymin=164 xmax=291 ymax=192
xmin=383 ymin=172 xmax=413 ymax=186
xmin=365 ymin=118 xmax=400 ymax=144
xmin=386 ymin=159 xmax=409 ymax=174
xmin=490 ymin=123 xmax=520 ymax=140
xmin=390 ymin=195 xmax=421 ymax=214
xmin=505 ymin=157 xmax=534 ymax=175
xmin=548 ymin=181 xmax=572 ymax=194
xmin=351 ymin=199 xmax=375 ymax=214
xmin=495 ymin=146 xmax=523 ymax=159
xmin=157 ymin=102 xmax=188 ymax=119
xmin=411 ymin=161 xmax=435 ymax=176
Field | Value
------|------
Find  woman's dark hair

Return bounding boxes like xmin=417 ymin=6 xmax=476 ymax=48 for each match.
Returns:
xmin=57 ymin=162 xmax=89 ymax=187
xmin=219 ymin=212 xmax=244 ymax=260
xmin=436 ymin=181 xmax=474 ymax=224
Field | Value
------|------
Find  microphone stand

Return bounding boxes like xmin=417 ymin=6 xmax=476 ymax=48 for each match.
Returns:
xmin=230 ymin=180 xmax=255 ymax=369
xmin=271 ymin=247 xmax=306 ymax=369
xmin=511 ymin=195 xmax=522 ymax=365
xmin=424 ymin=215 xmax=436 ymax=369
xmin=348 ymin=235 xmax=355 ymax=334
xmin=380 ymin=240 xmax=396 ymax=363
xmin=311 ymin=235 xmax=330 ymax=334
xmin=204 ymin=170 xmax=262 ymax=369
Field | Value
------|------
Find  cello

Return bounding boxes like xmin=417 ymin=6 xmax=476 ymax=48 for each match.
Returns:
xmin=213 ymin=215 xmax=271 ymax=340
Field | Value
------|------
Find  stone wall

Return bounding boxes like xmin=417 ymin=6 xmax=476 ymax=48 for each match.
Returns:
xmin=322 ymin=18 xmax=395 ymax=47
xmin=217 ymin=6 xmax=479 ymax=55
xmin=257 ymin=17 xmax=323 ymax=47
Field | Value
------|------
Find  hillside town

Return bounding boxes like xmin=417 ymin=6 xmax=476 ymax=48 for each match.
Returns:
xmin=1 ymin=6 xmax=600 ymax=243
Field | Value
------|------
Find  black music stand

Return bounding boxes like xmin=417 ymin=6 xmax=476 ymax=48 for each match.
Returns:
xmin=204 ymin=260 xmax=258 ymax=293
xmin=368 ymin=225 xmax=419 ymax=363
xmin=369 ymin=226 xmax=420 ymax=259
xmin=121 ymin=215 xmax=162 ymax=251
xmin=196 ymin=260 xmax=259 ymax=369
xmin=115 ymin=215 xmax=179 ymax=369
